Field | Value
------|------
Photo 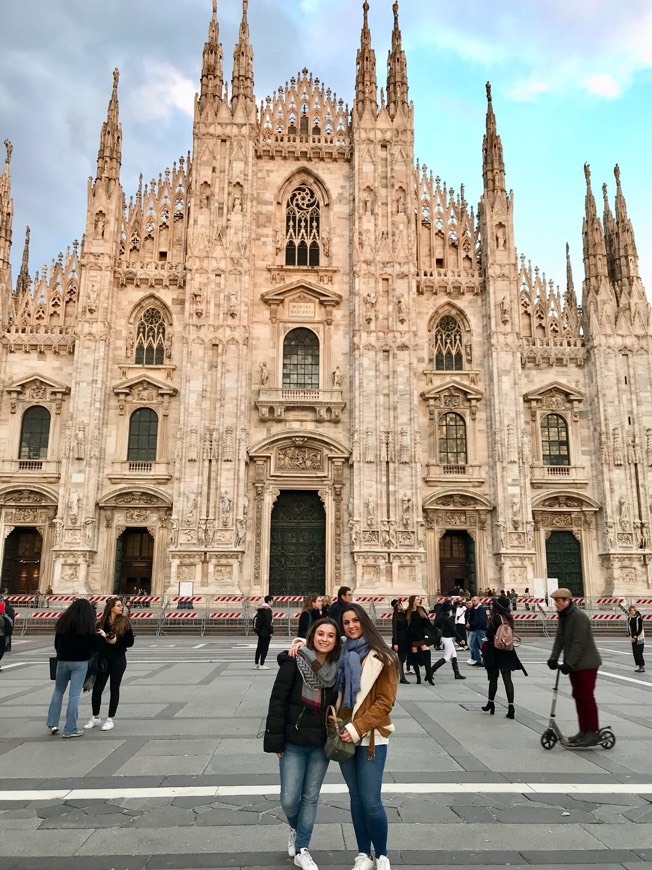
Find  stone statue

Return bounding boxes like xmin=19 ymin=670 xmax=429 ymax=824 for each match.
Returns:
xmin=259 ymin=361 xmax=269 ymax=385
xmin=332 ymin=366 xmax=342 ymax=387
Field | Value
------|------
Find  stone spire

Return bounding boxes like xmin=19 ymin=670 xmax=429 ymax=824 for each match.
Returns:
xmin=355 ymin=1 xmax=378 ymax=117
xmin=482 ymin=83 xmax=505 ymax=196
xmin=96 ymin=69 xmax=122 ymax=182
xmin=602 ymin=181 xmax=618 ymax=284
xmin=386 ymin=1 xmax=408 ymax=118
xmin=199 ymin=0 xmax=223 ymax=111
xmin=613 ymin=163 xmax=639 ymax=281
xmin=0 ymin=139 xmax=13 ymax=277
xmin=231 ymin=0 xmax=254 ymax=113
xmin=15 ymin=226 xmax=30 ymax=296
xmin=582 ymin=163 xmax=609 ymax=285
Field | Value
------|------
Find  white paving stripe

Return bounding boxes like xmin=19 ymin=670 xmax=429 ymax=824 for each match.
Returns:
xmin=2 ymin=781 xmax=652 ymax=802
xmin=599 ymin=669 xmax=652 ymax=687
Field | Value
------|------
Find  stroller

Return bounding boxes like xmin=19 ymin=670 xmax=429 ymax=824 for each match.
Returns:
xmin=540 ymin=666 xmax=616 ymax=750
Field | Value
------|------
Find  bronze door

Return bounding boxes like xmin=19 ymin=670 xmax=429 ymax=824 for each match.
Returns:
xmin=1 ymin=527 xmax=42 ymax=593
xmin=115 ymin=528 xmax=154 ymax=595
xmin=439 ymin=530 xmax=476 ymax=595
xmin=269 ymin=491 xmax=326 ymax=597
xmin=545 ymin=531 xmax=584 ymax=597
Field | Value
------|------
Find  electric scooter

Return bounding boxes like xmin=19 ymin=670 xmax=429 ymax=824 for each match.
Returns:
xmin=540 ymin=667 xmax=616 ymax=750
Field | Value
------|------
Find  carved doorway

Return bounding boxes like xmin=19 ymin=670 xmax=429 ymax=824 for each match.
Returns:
xmin=439 ymin=530 xmax=476 ymax=595
xmin=1 ymin=527 xmax=42 ymax=593
xmin=269 ymin=491 xmax=326 ymax=597
xmin=545 ymin=531 xmax=584 ymax=597
xmin=114 ymin=528 xmax=154 ymax=595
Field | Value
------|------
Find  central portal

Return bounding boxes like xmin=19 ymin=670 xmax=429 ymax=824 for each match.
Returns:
xmin=269 ymin=490 xmax=326 ymax=597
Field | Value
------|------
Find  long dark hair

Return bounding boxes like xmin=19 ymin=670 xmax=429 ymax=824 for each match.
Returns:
xmin=340 ymin=603 xmax=397 ymax=669
xmin=98 ymin=597 xmax=131 ymax=638
xmin=405 ymin=594 xmax=427 ymax=625
xmin=55 ymin=598 xmax=97 ymax=636
xmin=306 ymin=617 xmax=342 ymax=665
xmin=301 ymin=594 xmax=318 ymax=612
xmin=491 ymin=601 xmax=514 ymax=629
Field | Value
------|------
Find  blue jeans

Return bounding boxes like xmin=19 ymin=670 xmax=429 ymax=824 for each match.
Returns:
xmin=469 ymin=629 xmax=485 ymax=665
xmin=47 ymin=660 xmax=88 ymax=736
xmin=280 ymin=743 xmax=330 ymax=851
xmin=339 ymin=744 xmax=388 ymax=857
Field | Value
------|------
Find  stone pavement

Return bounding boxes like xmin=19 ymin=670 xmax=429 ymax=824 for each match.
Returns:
xmin=1 ymin=633 xmax=652 ymax=869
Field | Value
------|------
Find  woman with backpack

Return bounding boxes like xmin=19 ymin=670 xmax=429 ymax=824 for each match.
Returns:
xmin=481 ymin=596 xmax=527 ymax=719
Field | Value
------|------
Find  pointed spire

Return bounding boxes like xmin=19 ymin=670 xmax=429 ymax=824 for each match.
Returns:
xmin=15 ymin=226 xmax=30 ymax=295
xmin=581 ymin=163 xmax=609 ymax=286
xmin=231 ymin=0 xmax=254 ymax=113
xmin=482 ymin=83 xmax=505 ymax=195
xmin=96 ymin=68 xmax=122 ymax=182
xmin=387 ymin=1 xmax=408 ymax=118
xmin=601 ymin=181 xmax=618 ymax=284
xmin=566 ymin=242 xmax=575 ymax=297
xmin=355 ymin=1 xmax=378 ymax=117
xmin=613 ymin=164 xmax=640 ymax=281
xmin=200 ymin=0 xmax=223 ymax=110
xmin=0 ymin=140 xmax=14 ymax=277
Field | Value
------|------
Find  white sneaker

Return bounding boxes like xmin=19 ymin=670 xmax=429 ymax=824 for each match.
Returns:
xmin=101 ymin=718 xmax=115 ymax=731
xmin=84 ymin=716 xmax=101 ymax=730
xmin=294 ymin=849 xmax=319 ymax=870
xmin=259 ymin=664 xmax=270 ymax=670
xmin=352 ymin=854 xmax=374 ymax=870
xmin=288 ymin=827 xmax=297 ymax=857
xmin=376 ymin=856 xmax=392 ymax=870
xmin=253 ymin=664 xmax=260 ymax=669
xmin=466 ymin=659 xmax=475 ymax=665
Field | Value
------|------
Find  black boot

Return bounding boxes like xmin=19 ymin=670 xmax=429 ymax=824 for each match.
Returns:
xmin=399 ymin=659 xmax=410 ymax=684
xmin=423 ymin=650 xmax=435 ymax=685
xmin=451 ymin=658 xmax=466 ymax=680
xmin=506 ymin=704 xmax=515 ymax=719
xmin=409 ymin=653 xmax=421 ymax=684
xmin=431 ymin=657 xmax=446 ymax=673
xmin=482 ymin=700 xmax=495 ymax=714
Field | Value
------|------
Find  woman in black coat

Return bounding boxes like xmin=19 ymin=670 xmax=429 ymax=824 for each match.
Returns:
xmin=431 ymin=601 xmax=467 ymax=681
xmin=391 ymin=599 xmax=410 ymax=684
xmin=405 ymin=595 xmax=435 ymax=685
xmin=85 ymin=597 xmax=135 ymax=732
xmin=482 ymin=596 xmax=527 ymax=719
xmin=297 ymin=595 xmax=323 ymax=640
xmin=264 ymin=618 xmax=340 ymax=869
xmin=627 ymin=606 xmax=645 ymax=672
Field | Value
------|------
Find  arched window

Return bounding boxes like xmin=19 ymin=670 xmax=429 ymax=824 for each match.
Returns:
xmin=438 ymin=413 xmax=467 ymax=467
xmin=135 ymin=307 xmax=166 ymax=365
xmin=282 ymin=328 xmax=319 ymax=389
xmin=127 ymin=408 xmax=158 ymax=462
xmin=285 ymin=185 xmax=320 ymax=267
xmin=19 ymin=406 xmax=50 ymax=460
xmin=541 ymin=413 xmax=570 ymax=466
xmin=434 ymin=315 xmax=464 ymax=371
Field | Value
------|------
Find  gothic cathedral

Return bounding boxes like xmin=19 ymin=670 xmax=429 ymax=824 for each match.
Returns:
xmin=0 ymin=1 xmax=649 ymax=600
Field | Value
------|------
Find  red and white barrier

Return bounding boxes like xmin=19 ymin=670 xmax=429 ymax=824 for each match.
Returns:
xmin=48 ymin=595 xmax=76 ymax=602
xmin=354 ymin=596 xmax=385 ymax=603
xmin=592 ymin=613 xmax=623 ymax=621
xmin=130 ymin=611 xmax=155 ymax=619
xmin=641 ymin=614 xmax=652 ymax=621
xmin=6 ymin=595 xmax=35 ymax=603
xmin=378 ymin=613 xmax=393 ymax=620
xmin=171 ymin=596 xmax=203 ymax=603
xmin=129 ymin=596 xmax=161 ymax=604
xmin=518 ymin=597 xmax=545 ymax=603
xmin=572 ymin=598 xmax=585 ymax=604
xmin=208 ymin=612 xmax=243 ymax=619
xmin=30 ymin=611 xmax=59 ymax=619
xmin=274 ymin=596 xmax=304 ymax=602
xmin=635 ymin=599 xmax=652 ymax=605
xmin=513 ymin=613 xmax=539 ymax=620
xmin=88 ymin=596 xmax=111 ymax=603
xmin=165 ymin=612 xmax=198 ymax=620
xmin=596 ymin=598 xmax=625 ymax=605
xmin=213 ymin=596 xmax=246 ymax=602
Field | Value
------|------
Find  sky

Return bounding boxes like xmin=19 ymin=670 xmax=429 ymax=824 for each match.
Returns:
xmin=1 ymin=0 xmax=651 ymax=295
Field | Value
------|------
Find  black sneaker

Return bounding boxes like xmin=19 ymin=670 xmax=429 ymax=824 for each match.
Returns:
xmin=566 ymin=731 xmax=584 ymax=744
xmin=48 ymin=726 xmax=59 ymax=735
xmin=572 ymin=730 xmax=599 ymax=747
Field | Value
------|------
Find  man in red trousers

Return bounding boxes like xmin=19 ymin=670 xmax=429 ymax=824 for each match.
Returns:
xmin=547 ymin=588 xmax=602 ymax=747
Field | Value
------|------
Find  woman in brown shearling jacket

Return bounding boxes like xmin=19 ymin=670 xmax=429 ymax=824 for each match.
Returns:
xmin=336 ymin=603 xmax=398 ymax=870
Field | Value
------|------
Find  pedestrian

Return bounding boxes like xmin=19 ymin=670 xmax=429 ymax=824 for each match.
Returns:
xmin=0 ymin=601 xmax=11 ymax=670
xmin=321 ymin=595 xmax=331 ymax=617
xmin=454 ymin=599 xmax=468 ymax=649
xmin=509 ymin=588 xmax=518 ymax=611
xmin=336 ymin=603 xmax=398 ymax=870
xmin=523 ymin=586 xmax=531 ymax=611
xmin=327 ymin=586 xmax=353 ymax=630
xmin=627 ymin=606 xmax=645 ymax=672
xmin=547 ymin=587 xmax=602 ymax=746
xmin=466 ymin=595 xmax=487 ymax=667
xmin=482 ymin=596 xmax=527 ymax=719
xmin=432 ymin=600 xmax=466 ymax=680
xmin=298 ymin=596 xmax=323 ymax=640
xmin=85 ymin=596 xmax=134 ymax=732
xmin=405 ymin=595 xmax=435 ymax=685
xmin=46 ymin=599 xmax=103 ymax=737
xmin=264 ymin=618 xmax=341 ymax=870
xmin=0 ymin=592 xmax=15 ymax=653
xmin=390 ymin=599 xmax=410 ymax=684
xmin=253 ymin=594 xmax=274 ymax=670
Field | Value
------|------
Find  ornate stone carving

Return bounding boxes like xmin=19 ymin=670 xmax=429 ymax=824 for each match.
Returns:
xmin=364 ymin=428 xmax=374 ymax=463
xmin=612 ymin=426 xmax=624 ymax=466
xmin=276 ymin=446 xmax=322 ymax=471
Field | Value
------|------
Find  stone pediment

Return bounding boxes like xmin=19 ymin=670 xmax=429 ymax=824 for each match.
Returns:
xmin=261 ymin=280 xmax=342 ymax=325
xmin=523 ymin=381 xmax=585 ymax=404
xmin=5 ymin=373 xmax=70 ymax=413
xmin=420 ymin=380 xmax=483 ymax=420
xmin=112 ymin=376 xmax=177 ymax=415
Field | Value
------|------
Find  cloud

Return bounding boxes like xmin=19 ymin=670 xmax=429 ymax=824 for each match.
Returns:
xmin=508 ymin=78 xmax=550 ymax=102
xmin=129 ymin=62 xmax=196 ymax=121
xmin=583 ymin=73 xmax=621 ymax=99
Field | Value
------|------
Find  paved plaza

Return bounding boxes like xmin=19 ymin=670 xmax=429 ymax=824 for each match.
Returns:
xmin=1 ymin=632 xmax=652 ymax=870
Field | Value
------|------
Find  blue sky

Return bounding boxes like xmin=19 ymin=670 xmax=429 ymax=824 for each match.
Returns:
xmin=1 ymin=0 xmax=650 ymax=294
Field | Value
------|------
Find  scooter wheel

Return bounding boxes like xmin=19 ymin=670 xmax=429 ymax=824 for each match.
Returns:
xmin=599 ymin=729 xmax=616 ymax=750
xmin=540 ymin=729 xmax=558 ymax=750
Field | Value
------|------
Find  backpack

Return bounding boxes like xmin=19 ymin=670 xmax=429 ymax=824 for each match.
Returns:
xmin=252 ymin=612 xmax=261 ymax=635
xmin=493 ymin=616 xmax=520 ymax=651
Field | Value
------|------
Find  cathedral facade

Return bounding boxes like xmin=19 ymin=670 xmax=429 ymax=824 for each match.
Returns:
xmin=0 ymin=1 xmax=650 ymax=600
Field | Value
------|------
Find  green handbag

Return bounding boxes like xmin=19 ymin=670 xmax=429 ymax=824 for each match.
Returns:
xmin=324 ymin=705 xmax=355 ymax=763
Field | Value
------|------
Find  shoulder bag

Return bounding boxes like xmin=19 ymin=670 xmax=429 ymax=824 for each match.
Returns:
xmin=324 ymin=705 xmax=355 ymax=763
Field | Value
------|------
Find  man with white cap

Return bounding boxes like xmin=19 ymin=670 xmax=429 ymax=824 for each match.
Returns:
xmin=547 ymin=588 xmax=602 ymax=747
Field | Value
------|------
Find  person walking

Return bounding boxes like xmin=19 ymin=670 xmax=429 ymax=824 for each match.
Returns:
xmin=264 ymin=618 xmax=341 ymax=870
xmin=336 ymin=603 xmax=398 ymax=870
xmin=85 ymin=597 xmax=134 ymax=732
xmin=390 ymin=599 xmax=410 ymax=684
xmin=454 ymin=599 xmax=468 ymax=649
xmin=547 ymin=587 xmax=602 ymax=746
xmin=0 ymin=601 xmax=10 ymax=670
xmin=466 ymin=595 xmax=487 ymax=667
xmin=431 ymin=601 xmax=466 ymax=680
xmin=326 ymin=586 xmax=353 ymax=630
xmin=405 ymin=595 xmax=435 ymax=685
xmin=253 ymin=595 xmax=274 ymax=670
xmin=0 ymin=593 xmax=15 ymax=654
xmin=482 ymin=596 xmax=527 ymax=719
xmin=298 ymin=596 xmax=323 ymax=641
xmin=627 ymin=606 xmax=645 ymax=673
xmin=46 ymin=599 xmax=103 ymax=737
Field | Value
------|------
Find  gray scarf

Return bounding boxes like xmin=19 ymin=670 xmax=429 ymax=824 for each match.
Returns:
xmin=296 ymin=647 xmax=337 ymax=711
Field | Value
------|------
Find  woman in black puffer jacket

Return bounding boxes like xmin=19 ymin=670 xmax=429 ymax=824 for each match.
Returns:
xmin=482 ymin=596 xmax=527 ymax=720
xmin=264 ymin=617 xmax=341 ymax=869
